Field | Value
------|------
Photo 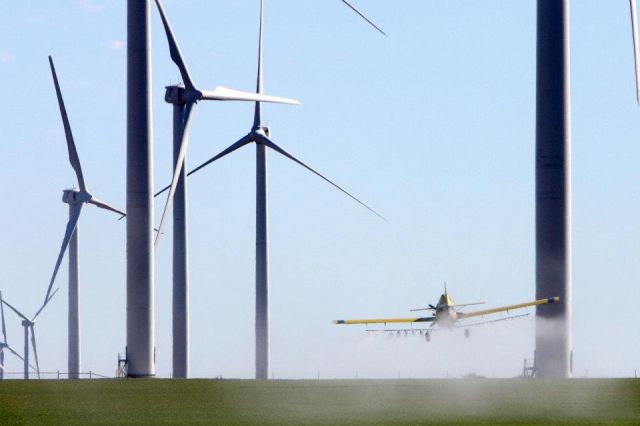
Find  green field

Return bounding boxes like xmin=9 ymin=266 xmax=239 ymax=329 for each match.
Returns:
xmin=0 ymin=379 xmax=639 ymax=425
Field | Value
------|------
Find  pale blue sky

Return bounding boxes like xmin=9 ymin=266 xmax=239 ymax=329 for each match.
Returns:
xmin=0 ymin=0 xmax=638 ymax=378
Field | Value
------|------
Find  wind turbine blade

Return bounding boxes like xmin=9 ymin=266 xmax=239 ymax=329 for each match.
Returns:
xmin=5 ymin=343 xmax=36 ymax=371
xmin=630 ymin=0 xmax=640 ymax=103
xmin=0 ymin=291 xmax=7 ymax=343
xmin=153 ymin=185 xmax=171 ymax=198
xmin=255 ymin=133 xmax=387 ymax=222
xmin=30 ymin=326 xmax=40 ymax=379
xmin=187 ymin=135 xmax=253 ymax=178
xmin=0 ymin=347 xmax=30 ymax=372
xmin=43 ymin=204 xmax=83 ymax=304
xmin=33 ymin=288 xmax=59 ymax=321
xmin=200 ymin=87 xmax=299 ymax=105
xmin=257 ymin=0 xmax=264 ymax=96
xmin=341 ymin=0 xmax=387 ymax=37
xmin=2 ymin=345 xmax=31 ymax=371
xmin=1 ymin=299 xmax=29 ymax=322
xmin=153 ymin=0 xmax=195 ymax=89
xmin=88 ymin=197 xmax=126 ymax=218
xmin=153 ymin=134 xmax=252 ymax=198
xmin=254 ymin=0 xmax=265 ymax=128
xmin=154 ymin=185 xmax=170 ymax=198
xmin=5 ymin=344 xmax=26 ymax=363
xmin=155 ymin=102 xmax=197 ymax=247
xmin=0 ymin=346 xmax=32 ymax=372
xmin=49 ymin=56 xmax=87 ymax=192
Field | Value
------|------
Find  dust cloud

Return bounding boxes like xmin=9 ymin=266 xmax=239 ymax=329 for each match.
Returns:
xmin=273 ymin=315 xmax=534 ymax=379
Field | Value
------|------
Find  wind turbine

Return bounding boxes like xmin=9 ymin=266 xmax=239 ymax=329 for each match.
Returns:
xmin=152 ymin=0 xmax=300 ymax=379
xmin=1 ymin=289 xmax=59 ymax=379
xmin=158 ymin=0 xmax=385 ymax=380
xmin=533 ymin=0 xmax=640 ymax=378
xmin=0 ymin=291 xmax=34 ymax=380
xmin=46 ymin=56 xmax=127 ymax=380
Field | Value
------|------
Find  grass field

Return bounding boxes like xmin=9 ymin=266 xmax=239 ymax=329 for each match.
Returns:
xmin=0 ymin=378 xmax=639 ymax=425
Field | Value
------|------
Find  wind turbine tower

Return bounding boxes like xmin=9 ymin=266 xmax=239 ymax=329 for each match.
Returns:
xmin=127 ymin=0 xmax=155 ymax=378
xmin=534 ymin=0 xmax=640 ymax=378
xmin=534 ymin=0 xmax=572 ymax=380
xmin=166 ymin=85 xmax=189 ymax=379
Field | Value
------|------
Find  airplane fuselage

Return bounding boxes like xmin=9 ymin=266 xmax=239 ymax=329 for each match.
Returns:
xmin=434 ymin=308 xmax=457 ymax=328
xmin=432 ymin=293 xmax=458 ymax=328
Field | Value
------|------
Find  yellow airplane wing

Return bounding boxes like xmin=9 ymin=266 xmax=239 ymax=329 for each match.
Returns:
xmin=457 ymin=297 xmax=559 ymax=320
xmin=333 ymin=316 xmax=435 ymax=325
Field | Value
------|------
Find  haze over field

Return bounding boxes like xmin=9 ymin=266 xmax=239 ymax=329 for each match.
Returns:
xmin=1 ymin=379 xmax=640 ymax=424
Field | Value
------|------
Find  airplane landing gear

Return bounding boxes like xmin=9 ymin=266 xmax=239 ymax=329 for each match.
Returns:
xmin=464 ymin=329 xmax=470 ymax=338
xmin=425 ymin=332 xmax=431 ymax=343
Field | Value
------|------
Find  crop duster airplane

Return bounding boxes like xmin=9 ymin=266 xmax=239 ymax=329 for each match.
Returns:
xmin=334 ymin=285 xmax=560 ymax=342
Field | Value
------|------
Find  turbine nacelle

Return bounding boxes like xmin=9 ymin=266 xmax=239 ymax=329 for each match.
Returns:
xmin=62 ymin=189 xmax=91 ymax=205
xmin=183 ymin=87 xmax=203 ymax=104
xmin=254 ymin=125 xmax=271 ymax=138
xmin=164 ymin=84 xmax=203 ymax=105
xmin=164 ymin=84 xmax=185 ymax=104
xmin=21 ymin=319 xmax=34 ymax=327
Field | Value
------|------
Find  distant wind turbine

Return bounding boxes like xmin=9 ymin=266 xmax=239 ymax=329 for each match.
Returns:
xmin=0 ymin=291 xmax=34 ymax=380
xmin=46 ymin=56 xmax=126 ymax=380
xmin=1 ymin=289 xmax=59 ymax=379
xmin=152 ymin=0 xmax=300 ymax=379
xmin=157 ymin=0 xmax=385 ymax=380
